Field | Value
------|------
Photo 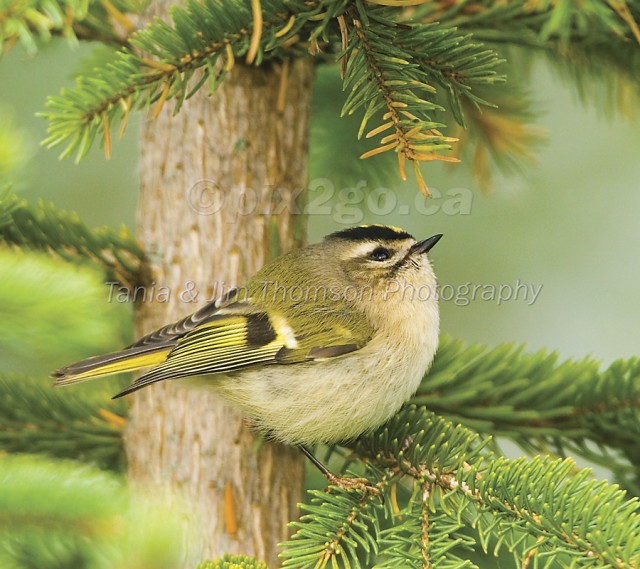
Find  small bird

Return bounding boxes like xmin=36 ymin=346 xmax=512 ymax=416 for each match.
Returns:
xmin=53 ymin=224 xmax=442 ymax=491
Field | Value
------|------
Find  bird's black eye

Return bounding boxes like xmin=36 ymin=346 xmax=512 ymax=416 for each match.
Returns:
xmin=368 ymin=247 xmax=392 ymax=261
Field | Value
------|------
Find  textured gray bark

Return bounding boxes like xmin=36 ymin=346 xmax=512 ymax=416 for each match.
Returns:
xmin=127 ymin=33 xmax=313 ymax=565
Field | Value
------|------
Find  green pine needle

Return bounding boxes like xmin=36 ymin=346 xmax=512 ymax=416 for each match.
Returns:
xmin=41 ymin=0 xmax=332 ymax=162
xmin=0 ymin=0 xmax=143 ymax=54
xmin=0 ymin=373 xmax=126 ymax=471
xmin=39 ymin=0 xmax=640 ymax=189
xmin=340 ymin=5 xmax=504 ymax=192
xmin=281 ymin=486 xmax=381 ymax=569
xmin=287 ymin=410 xmax=640 ymax=569
xmin=414 ymin=335 xmax=640 ymax=491
xmin=412 ymin=1 xmax=640 ymax=45
xmin=0 ymin=193 xmax=145 ymax=288
xmin=418 ymin=1 xmax=640 ymax=117
xmin=39 ymin=0 xmax=507 ymax=190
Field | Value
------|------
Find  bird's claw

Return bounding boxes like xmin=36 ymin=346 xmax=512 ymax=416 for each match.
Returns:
xmin=326 ymin=473 xmax=382 ymax=499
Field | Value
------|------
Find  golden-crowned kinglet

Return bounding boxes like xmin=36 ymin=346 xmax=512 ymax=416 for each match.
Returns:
xmin=54 ymin=224 xmax=442 ymax=490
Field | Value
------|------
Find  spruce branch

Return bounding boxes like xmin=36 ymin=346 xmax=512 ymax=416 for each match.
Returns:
xmin=391 ymin=24 xmax=505 ymax=127
xmin=356 ymin=409 xmax=640 ymax=568
xmin=0 ymin=194 xmax=146 ymax=288
xmin=0 ymin=0 xmax=142 ymax=54
xmin=466 ymin=456 xmax=640 ymax=568
xmin=41 ymin=0 xmax=334 ymax=162
xmin=413 ymin=1 xmax=640 ymax=113
xmin=0 ymin=373 xmax=126 ymax=471
xmin=41 ymin=0 xmax=507 ymax=191
xmin=280 ymin=485 xmax=381 ymax=569
xmin=338 ymin=3 xmax=504 ymax=193
xmin=36 ymin=0 xmax=640 ymax=187
xmin=286 ymin=410 xmax=640 ymax=568
xmin=401 ymin=1 xmax=640 ymax=187
xmin=341 ymin=5 xmax=458 ymax=195
xmin=412 ymin=336 xmax=640 ymax=492
xmin=412 ymin=1 xmax=640 ymax=45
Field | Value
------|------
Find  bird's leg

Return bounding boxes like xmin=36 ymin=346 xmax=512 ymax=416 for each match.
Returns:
xmin=298 ymin=445 xmax=380 ymax=496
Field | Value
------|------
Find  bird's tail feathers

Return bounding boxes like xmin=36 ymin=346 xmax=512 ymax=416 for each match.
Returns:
xmin=52 ymin=344 xmax=172 ymax=386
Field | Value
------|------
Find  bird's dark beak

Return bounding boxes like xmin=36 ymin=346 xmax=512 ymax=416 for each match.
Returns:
xmin=411 ymin=234 xmax=443 ymax=255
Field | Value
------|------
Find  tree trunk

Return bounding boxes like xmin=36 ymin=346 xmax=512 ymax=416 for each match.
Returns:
xmin=127 ymin=36 xmax=313 ymax=566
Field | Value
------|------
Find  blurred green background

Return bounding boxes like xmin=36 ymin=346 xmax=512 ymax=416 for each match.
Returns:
xmin=1 ymin=38 xmax=638 ymax=367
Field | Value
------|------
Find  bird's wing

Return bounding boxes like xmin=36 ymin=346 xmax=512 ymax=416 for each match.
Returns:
xmin=114 ymin=299 xmax=373 ymax=397
xmin=53 ymin=290 xmax=239 ymax=386
xmin=127 ymin=287 xmax=240 ymax=348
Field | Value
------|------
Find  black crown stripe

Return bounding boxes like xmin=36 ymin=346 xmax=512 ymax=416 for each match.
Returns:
xmin=327 ymin=225 xmax=413 ymax=242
